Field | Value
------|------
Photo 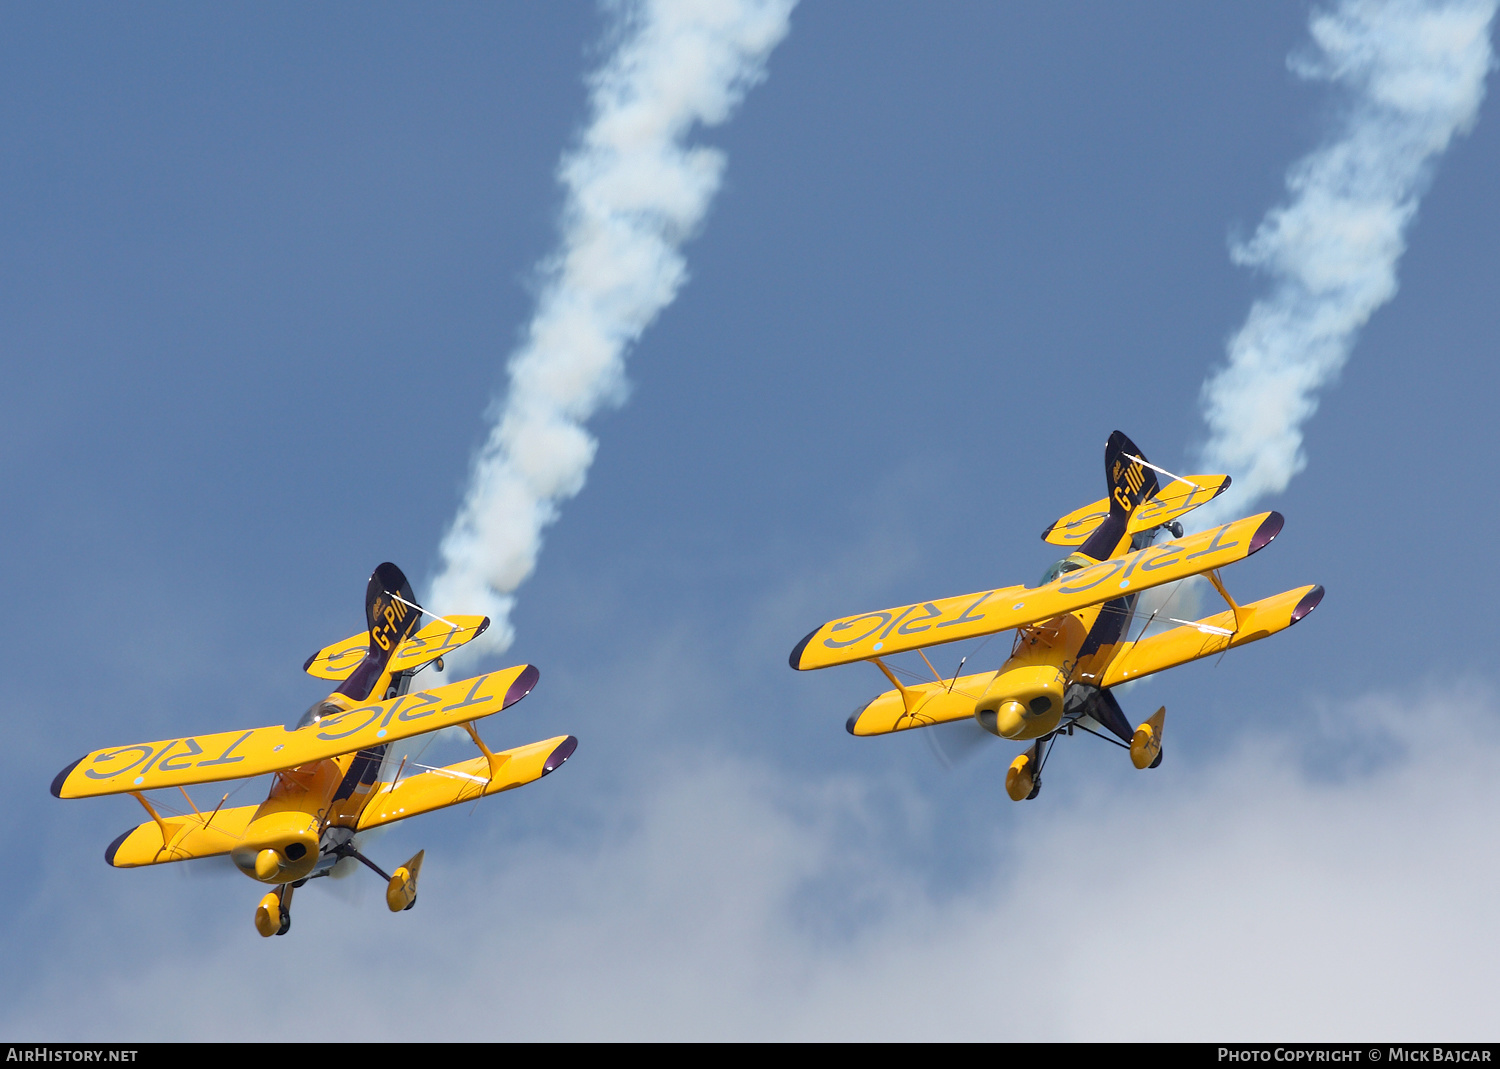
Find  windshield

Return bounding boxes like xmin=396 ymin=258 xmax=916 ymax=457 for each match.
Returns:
xmin=1035 ymin=557 xmax=1086 ymax=588
xmin=293 ymin=699 xmax=345 ymax=730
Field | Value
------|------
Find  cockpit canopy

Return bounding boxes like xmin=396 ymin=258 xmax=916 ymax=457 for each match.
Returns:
xmin=294 ymin=699 xmax=347 ymax=730
xmin=1035 ymin=555 xmax=1089 ymax=588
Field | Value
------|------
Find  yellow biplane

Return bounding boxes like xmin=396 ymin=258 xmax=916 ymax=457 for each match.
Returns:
xmin=789 ymin=432 xmax=1322 ymax=801
xmin=51 ymin=563 xmax=576 ymax=937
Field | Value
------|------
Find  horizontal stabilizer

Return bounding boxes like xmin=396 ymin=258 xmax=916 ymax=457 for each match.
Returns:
xmin=356 ymin=734 xmax=577 ymax=831
xmin=104 ymin=803 xmax=259 ymax=868
xmin=1041 ymin=475 xmax=1231 ymax=547
xmin=792 ymin=512 xmax=1283 ymax=671
xmin=52 ymin=663 xmax=539 ymax=800
xmin=304 ymin=616 xmax=490 ymax=680
xmin=1101 ymin=584 xmax=1323 ymax=688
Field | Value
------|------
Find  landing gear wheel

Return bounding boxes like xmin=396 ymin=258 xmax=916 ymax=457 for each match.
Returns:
xmin=1149 ymin=749 xmax=1162 ymax=769
xmin=1025 ymin=782 xmax=1041 ymax=800
xmin=403 ymin=893 xmax=417 ymax=911
xmin=277 ymin=911 xmax=291 ymax=935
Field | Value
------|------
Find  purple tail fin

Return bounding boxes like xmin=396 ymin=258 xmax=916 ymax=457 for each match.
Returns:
xmin=336 ymin=563 xmax=425 ymax=702
xmin=1078 ymin=431 xmax=1160 ymax=561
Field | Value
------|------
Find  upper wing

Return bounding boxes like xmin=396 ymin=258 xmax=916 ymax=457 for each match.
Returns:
xmin=791 ymin=512 xmax=1283 ymax=671
xmin=52 ymin=663 xmax=539 ymax=800
xmin=304 ymin=616 xmax=490 ymax=680
xmin=1041 ymin=475 xmax=1231 ymax=547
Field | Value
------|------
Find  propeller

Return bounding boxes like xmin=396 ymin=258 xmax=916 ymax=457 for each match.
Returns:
xmin=922 ymin=717 xmax=991 ymax=770
xmin=177 ymin=854 xmax=242 ymax=881
xmin=311 ymin=852 xmax=369 ymax=906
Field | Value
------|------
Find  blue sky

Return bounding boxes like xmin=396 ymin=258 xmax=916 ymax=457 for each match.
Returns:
xmin=5 ymin=2 xmax=1500 ymax=1039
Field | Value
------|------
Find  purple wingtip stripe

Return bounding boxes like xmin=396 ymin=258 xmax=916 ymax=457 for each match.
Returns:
xmin=474 ymin=616 xmax=490 ymax=638
xmin=1248 ymin=511 xmax=1285 ymax=554
xmin=302 ymin=650 xmax=318 ymax=672
xmin=51 ymin=758 xmax=81 ymax=799
xmin=542 ymin=735 xmax=577 ymax=775
xmin=504 ymin=664 xmax=540 ymax=708
xmin=846 ymin=705 xmax=866 ymax=736
xmin=789 ymin=627 xmax=819 ymax=671
xmin=1290 ymin=585 xmax=1325 ymax=624
xmin=104 ymin=828 xmax=132 ymax=867
xmin=1215 ymin=475 xmax=1232 ymax=496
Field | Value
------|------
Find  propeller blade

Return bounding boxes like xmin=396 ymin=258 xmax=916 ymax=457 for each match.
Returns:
xmin=924 ymin=719 xmax=990 ymax=770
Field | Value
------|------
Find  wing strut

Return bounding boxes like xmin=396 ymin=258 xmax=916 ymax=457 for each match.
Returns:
xmin=203 ymin=792 xmax=229 ymax=832
xmin=129 ymin=791 xmax=173 ymax=848
xmin=870 ymin=657 xmax=920 ymax=715
xmin=461 ymin=721 xmax=509 ymax=782
xmin=1205 ymin=569 xmax=1248 ymax=633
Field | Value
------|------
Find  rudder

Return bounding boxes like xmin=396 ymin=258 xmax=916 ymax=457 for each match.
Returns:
xmin=1078 ymin=431 xmax=1158 ymax=560
xmin=336 ymin=563 xmax=425 ymax=701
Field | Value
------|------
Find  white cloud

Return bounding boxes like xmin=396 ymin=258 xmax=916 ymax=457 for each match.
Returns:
xmin=19 ymin=682 xmax=1500 ymax=1040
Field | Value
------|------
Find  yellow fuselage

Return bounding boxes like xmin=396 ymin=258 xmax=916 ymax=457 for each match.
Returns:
xmin=973 ymin=598 xmax=1124 ymax=740
xmin=229 ymin=677 xmax=404 ymax=885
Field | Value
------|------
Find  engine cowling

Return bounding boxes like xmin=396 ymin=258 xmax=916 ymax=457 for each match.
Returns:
xmin=230 ymin=810 xmax=321 ymax=885
xmin=975 ymin=665 xmax=1066 ymax=740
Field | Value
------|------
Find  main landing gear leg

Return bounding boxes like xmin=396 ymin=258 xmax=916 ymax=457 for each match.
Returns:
xmin=1028 ymin=733 xmax=1058 ymax=800
xmin=1006 ymin=733 xmax=1056 ymax=802
xmin=334 ymin=843 xmax=424 ymax=913
xmin=254 ymin=882 xmax=294 ymax=938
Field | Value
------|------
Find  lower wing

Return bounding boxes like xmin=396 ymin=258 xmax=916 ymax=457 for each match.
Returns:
xmin=845 ymin=670 xmax=997 ymax=736
xmin=105 ymin=803 xmax=259 ymax=868
xmin=356 ymin=735 xmax=577 ymax=831
xmin=1101 ymin=584 xmax=1323 ymax=687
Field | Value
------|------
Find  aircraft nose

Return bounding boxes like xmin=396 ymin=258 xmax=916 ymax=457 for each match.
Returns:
xmin=254 ymin=849 xmax=281 ymax=881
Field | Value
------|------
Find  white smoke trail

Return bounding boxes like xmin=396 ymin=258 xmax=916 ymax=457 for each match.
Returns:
xmin=1195 ymin=0 xmax=1496 ymax=525
xmin=427 ymin=0 xmax=796 ymax=655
